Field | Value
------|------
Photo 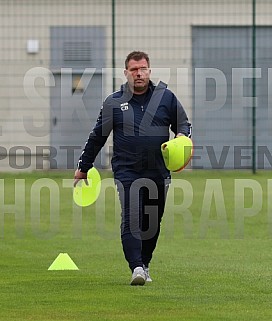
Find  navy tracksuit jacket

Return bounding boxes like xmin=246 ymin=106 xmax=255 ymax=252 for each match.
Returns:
xmin=77 ymin=80 xmax=191 ymax=179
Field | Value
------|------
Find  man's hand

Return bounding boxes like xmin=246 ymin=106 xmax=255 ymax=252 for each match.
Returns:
xmin=74 ymin=169 xmax=88 ymax=187
xmin=176 ymin=133 xmax=185 ymax=138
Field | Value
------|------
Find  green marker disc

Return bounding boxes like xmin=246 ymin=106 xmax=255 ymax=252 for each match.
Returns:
xmin=73 ymin=167 xmax=101 ymax=207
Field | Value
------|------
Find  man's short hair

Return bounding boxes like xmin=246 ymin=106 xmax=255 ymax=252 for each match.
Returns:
xmin=125 ymin=51 xmax=150 ymax=69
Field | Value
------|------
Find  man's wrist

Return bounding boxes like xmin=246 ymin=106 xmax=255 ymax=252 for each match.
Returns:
xmin=77 ymin=160 xmax=92 ymax=173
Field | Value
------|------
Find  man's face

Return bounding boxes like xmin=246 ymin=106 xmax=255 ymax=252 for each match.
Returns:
xmin=124 ymin=58 xmax=151 ymax=94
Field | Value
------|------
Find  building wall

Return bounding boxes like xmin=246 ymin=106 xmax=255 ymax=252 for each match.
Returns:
xmin=0 ymin=0 xmax=271 ymax=170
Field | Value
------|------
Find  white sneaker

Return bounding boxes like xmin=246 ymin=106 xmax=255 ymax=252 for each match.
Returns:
xmin=143 ymin=265 xmax=152 ymax=282
xmin=130 ymin=267 xmax=146 ymax=286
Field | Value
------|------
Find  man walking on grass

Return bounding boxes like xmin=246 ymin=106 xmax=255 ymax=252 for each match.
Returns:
xmin=74 ymin=51 xmax=191 ymax=285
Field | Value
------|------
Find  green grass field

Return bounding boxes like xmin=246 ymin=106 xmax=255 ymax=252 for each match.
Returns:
xmin=1 ymin=170 xmax=272 ymax=321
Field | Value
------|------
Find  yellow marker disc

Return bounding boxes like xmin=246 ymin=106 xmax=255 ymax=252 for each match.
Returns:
xmin=73 ymin=167 xmax=101 ymax=207
xmin=161 ymin=136 xmax=193 ymax=172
